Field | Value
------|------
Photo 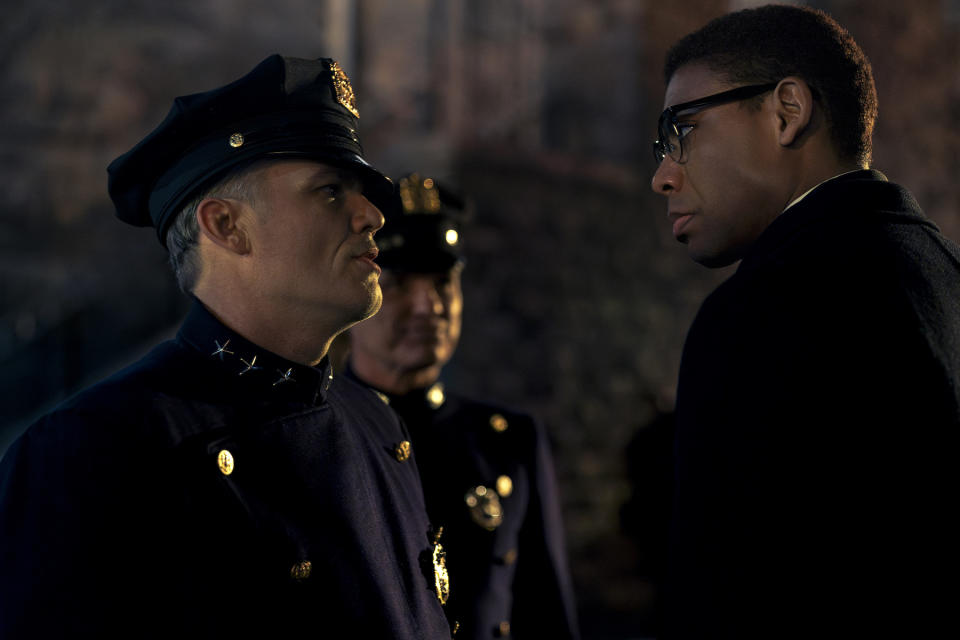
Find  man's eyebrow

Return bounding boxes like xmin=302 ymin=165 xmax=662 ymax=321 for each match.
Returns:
xmin=308 ymin=167 xmax=363 ymax=185
xmin=671 ymin=103 xmax=707 ymax=117
xmin=305 ymin=166 xmax=343 ymax=181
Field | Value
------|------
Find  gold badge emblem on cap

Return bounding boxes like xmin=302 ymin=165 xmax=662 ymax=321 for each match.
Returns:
xmin=329 ymin=60 xmax=359 ymax=118
xmin=399 ymin=173 xmax=443 ymax=214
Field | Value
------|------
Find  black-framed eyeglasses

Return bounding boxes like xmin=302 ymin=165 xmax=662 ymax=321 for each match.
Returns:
xmin=653 ymin=82 xmax=778 ymax=165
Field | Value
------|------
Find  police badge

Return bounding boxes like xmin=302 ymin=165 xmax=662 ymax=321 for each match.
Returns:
xmin=432 ymin=540 xmax=450 ymax=606
xmin=421 ymin=526 xmax=451 ymax=605
xmin=328 ymin=60 xmax=359 ymax=118
xmin=464 ymin=485 xmax=503 ymax=530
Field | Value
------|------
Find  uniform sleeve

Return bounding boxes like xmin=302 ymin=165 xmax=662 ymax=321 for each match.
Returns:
xmin=0 ymin=412 xmax=159 ymax=636
xmin=509 ymin=418 xmax=580 ymax=640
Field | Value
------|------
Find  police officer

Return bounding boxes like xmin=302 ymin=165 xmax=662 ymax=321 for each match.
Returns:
xmin=0 ymin=57 xmax=452 ymax=638
xmin=347 ymin=174 xmax=580 ymax=640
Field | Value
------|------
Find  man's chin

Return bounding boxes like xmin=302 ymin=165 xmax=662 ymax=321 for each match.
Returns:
xmin=397 ymin=345 xmax=446 ymax=371
xmin=688 ymin=243 xmax=740 ymax=269
xmin=357 ymin=286 xmax=383 ymax=320
xmin=336 ymin=291 xmax=383 ymax=335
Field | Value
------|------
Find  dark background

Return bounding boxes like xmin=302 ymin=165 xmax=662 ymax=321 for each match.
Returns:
xmin=2 ymin=1 xmax=957 ymax=637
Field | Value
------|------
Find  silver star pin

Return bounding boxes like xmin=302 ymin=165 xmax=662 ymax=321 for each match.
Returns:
xmin=212 ymin=339 xmax=234 ymax=360
xmin=273 ymin=368 xmax=295 ymax=386
xmin=239 ymin=355 xmax=261 ymax=376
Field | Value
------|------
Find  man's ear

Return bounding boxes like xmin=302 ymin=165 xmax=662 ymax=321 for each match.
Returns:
xmin=774 ymin=76 xmax=815 ymax=147
xmin=196 ymin=198 xmax=251 ymax=254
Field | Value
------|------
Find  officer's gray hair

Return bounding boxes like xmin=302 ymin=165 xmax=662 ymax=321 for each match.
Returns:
xmin=165 ymin=162 xmax=266 ymax=292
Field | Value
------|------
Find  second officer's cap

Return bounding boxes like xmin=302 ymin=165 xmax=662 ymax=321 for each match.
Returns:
xmin=376 ymin=173 xmax=469 ymax=272
xmin=107 ymin=55 xmax=393 ymax=246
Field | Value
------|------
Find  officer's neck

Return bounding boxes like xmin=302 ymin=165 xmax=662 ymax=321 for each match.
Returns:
xmin=192 ymin=291 xmax=339 ymax=367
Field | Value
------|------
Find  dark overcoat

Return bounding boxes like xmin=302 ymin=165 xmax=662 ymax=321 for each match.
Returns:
xmin=0 ymin=302 xmax=452 ymax=638
xmin=666 ymin=171 xmax=960 ymax=638
xmin=349 ymin=371 xmax=580 ymax=640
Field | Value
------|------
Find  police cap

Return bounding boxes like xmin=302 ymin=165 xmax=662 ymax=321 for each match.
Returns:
xmin=376 ymin=173 xmax=468 ymax=272
xmin=107 ymin=55 xmax=393 ymax=246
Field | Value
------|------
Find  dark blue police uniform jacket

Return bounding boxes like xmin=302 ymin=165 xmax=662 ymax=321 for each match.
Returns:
xmin=347 ymin=369 xmax=580 ymax=640
xmin=0 ymin=301 xmax=452 ymax=639
xmin=667 ymin=171 xmax=960 ymax=639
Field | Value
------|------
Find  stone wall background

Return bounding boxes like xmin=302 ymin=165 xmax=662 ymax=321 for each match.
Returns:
xmin=1 ymin=1 xmax=957 ymax=637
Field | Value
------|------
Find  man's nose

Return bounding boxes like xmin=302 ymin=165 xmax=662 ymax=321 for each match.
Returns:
xmin=410 ymin=284 xmax=443 ymax=316
xmin=651 ymin=157 xmax=683 ymax=195
xmin=352 ymin=193 xmax=385 ymax=233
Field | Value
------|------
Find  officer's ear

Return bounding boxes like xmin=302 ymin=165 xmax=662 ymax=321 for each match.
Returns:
xmin=196 ymin=198 xmax=251 ymax=255
xmin=774 ymin=76 xmax=815 ymax=148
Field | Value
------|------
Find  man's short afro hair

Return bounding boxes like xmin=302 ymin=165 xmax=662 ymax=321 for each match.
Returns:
xmin=665 ymin=4 xmax=877 ymax=167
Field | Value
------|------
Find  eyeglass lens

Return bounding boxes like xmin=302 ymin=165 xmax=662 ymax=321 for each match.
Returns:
xmin=654 ymin=114 xmax=680 ymax=164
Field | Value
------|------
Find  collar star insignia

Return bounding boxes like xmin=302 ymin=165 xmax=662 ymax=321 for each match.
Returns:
xmin=212 ymin=339 xmax=234 ymax=360
xmin=238 ymin=355 xmax=261 ymax=376
xmin=273 ymin=368 xmax=295 ymax=386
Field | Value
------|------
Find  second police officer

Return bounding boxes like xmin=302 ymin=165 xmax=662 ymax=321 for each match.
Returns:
xmin=346 ymin=174 xmax=580 ymax=640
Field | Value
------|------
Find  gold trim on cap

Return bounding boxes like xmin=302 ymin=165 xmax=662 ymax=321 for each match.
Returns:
xmin=398 ymin=173 xmax=443 ymax=214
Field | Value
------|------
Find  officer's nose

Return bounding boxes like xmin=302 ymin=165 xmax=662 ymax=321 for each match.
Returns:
xmin=352 ymin=194 xmax=385 ymax=234
xmin=651 ymin=157 xmax=683 ymax=195
xmin=410 ymin=282 xmax=443 ymax=316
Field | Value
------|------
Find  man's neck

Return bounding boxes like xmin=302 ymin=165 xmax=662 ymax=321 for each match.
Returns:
xmin=194 ymin=290 xmax=339 ymax=367
xmin=784 ymin=150 xmax=865 ymax=212
xmin=783 ymin=167 xmax=867 ymax=213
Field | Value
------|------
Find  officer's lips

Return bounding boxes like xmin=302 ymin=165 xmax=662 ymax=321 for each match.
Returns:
xmin=401 ymin=322 xmax=444 ymax=343
xmin=354 ymin=246 xmax=381 ymax=274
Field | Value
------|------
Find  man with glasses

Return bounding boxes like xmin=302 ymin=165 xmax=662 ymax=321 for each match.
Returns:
xmin=652 ymin=5 xmax=959 ymax=638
